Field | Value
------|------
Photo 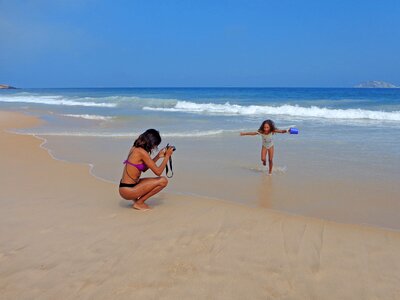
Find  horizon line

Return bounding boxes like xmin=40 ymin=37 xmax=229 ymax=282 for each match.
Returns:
xmin=4 ymin=86 xmax=399 ymax=89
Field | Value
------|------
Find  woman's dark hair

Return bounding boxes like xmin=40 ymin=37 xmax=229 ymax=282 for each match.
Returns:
xmin=258 ymin=119 xmax=276 ymax=133
xmin=133 ymin=129 xmax=161 ymax=153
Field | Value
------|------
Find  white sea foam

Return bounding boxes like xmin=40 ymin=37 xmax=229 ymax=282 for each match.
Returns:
xmin=162 ymin=130 xmax=232 ymax=137
xmin=246 ymin=165 xmax=287 ymax=174
xmin=143 ymin=101 xmax=400 ymax=121
xmin=19 ymin=129 xmax=233 ymax=138
xmin=62 ymin=114 xmax=114 ymax=121
xmin=0 ymin=95 xmax=116 ymax=107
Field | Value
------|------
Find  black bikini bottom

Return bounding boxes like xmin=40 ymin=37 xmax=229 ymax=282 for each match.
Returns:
xmin=119 ymin=181 xmax=138 ymax=188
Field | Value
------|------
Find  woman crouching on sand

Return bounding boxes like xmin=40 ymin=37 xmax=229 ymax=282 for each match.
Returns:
xmin=119 ymin=129 xmax=174 ymax=211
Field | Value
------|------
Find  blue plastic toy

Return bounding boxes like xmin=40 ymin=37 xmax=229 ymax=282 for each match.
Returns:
xmin=289 ymin=128 xmax=299 ymax=134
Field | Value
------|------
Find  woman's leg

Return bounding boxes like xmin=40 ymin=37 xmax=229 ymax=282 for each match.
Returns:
xmin=135 ymin=177 xmax=168 ymax=204
xmin=261 ymin=146 xmax=267 ymax=166
xmin=119 ymin=177 xmax=168 ymax=210
xmin=267 ymin=146 xmax=274 ymax=175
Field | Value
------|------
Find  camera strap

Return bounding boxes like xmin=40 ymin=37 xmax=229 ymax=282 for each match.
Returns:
xmin=165 ymin=156 xmax=174 ymax=178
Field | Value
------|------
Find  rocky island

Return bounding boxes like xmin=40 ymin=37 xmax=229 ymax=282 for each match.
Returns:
xmin=354 ymin=81 xmax=398 ymax=88
xmin=0 ymin=84 xmax=17 ymax=89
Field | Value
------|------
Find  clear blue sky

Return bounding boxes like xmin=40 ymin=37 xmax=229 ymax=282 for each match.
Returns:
xmin=1 ymin=0 xmax=399 ymax=87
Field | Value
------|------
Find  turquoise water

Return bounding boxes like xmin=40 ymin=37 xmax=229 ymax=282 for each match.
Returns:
xmin=2 ymin=88 xmax=400 ymax=228
xmin=1 ymin=87 xmax=400 ymax=139
xmin=2 ymin=87 xmax=400 ymax=169
xmin=2 ymin=87 xmax=400 ymax=181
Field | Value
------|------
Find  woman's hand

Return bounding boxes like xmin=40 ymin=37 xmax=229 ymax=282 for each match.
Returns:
xmin=165 ymin=147 xmax=174 ymax=157
xmin=158 ymin=148 xmax=167 ymax=158
xmin=157 ymin=146 xmax=174 ymax=160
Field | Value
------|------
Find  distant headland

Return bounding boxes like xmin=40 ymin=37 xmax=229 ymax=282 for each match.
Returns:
xmin=354 ymin=81 xmax=398 ymax=88
xmin=0 ymin=84 xmax=17 ymax=89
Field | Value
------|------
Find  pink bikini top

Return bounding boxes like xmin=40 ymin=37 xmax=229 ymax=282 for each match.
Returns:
xmin=123 ymin=160 xmax=147 ymax=172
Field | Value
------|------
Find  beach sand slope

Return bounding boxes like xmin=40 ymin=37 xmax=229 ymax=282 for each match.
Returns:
xmin=1 ymin=111 xmax=400 ymax=300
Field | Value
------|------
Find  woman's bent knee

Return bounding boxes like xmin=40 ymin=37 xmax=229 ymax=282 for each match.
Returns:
xmin=159 ymin=176 xmax=168 ymax=187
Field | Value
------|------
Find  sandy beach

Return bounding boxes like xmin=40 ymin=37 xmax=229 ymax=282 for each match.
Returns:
xmin=1 ymin=111 xmax=400 ymax=299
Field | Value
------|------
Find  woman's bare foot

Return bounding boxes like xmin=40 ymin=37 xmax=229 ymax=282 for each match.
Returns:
xmin=262 ymin=160 xmax=266 ymax=166
xmin=133 ymin=202 xmax=151 ymax=211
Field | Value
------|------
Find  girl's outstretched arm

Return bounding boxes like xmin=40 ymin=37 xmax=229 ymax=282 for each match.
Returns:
xmin=274 ymin=129 xmax=289 ymax=134
xmin=240 ymin=131 xmax=259 ymax=136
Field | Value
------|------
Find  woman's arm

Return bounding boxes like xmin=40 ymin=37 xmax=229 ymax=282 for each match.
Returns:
xmin=240 ymin=131 xmax=259 ymax=136
xmin=152 ymin=149 xmax=164 ymax=163
xmin=274 ymin=129 xmax=289 ymax=134
xmin=140 ymin=148 xmax=174 ymax=176
xmin=141 ymin=148 xmax=165 ymax=172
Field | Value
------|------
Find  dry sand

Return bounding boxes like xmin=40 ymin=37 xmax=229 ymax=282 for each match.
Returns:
xmin=1 ymin=111 xmax=400 ymax=300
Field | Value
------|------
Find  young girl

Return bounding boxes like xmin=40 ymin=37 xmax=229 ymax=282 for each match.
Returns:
xmin=240 ymin=120 xmax=288 ymax=175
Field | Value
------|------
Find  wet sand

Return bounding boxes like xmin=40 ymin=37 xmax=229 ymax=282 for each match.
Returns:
xmin=1 ymin=111 xmax=400 ymax=299
xmin=37 ymin=133 xmax=400 ymax=229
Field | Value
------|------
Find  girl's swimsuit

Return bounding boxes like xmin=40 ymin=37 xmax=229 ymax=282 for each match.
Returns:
xmin=258 ymin=132 xmax=274 ymax=149
xmin=119 ymin=150 xmax=148 ymax=188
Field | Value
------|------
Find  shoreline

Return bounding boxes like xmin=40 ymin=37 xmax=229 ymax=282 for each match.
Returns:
xmin=30 ymin=133 xmax=116 ymax=185
xmin=17 ymin=127 xmax=400 ymax=231
xmin=11 ymin=128 xmax=400 ymax=233
xmin=1 ymin=110 xmax=400 ymax=299
xmin=6 ymin=111 xmax=400 ymax=232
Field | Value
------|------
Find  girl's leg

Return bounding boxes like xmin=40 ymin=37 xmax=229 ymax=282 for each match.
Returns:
xmin=119 ymin=177 xmax=168 ymax=210
xmin=267 ymin=146 xmax=275 ymax=175
xmin=261 ymin=146 xmax=267 ymax=166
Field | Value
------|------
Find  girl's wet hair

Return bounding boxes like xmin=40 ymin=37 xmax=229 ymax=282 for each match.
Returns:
xmin=258 ymin=119 xmax=276 ymax=133
xmin=133 ymin=129 xmax=161 ymax=153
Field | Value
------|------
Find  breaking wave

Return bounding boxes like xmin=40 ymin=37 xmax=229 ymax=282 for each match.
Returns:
xmin=17 ymin=129 xmax=234 ymax=138
xmin=61 ymin=114 xmax=114 ymax=120
xmin=143 ymin=101 xmax=400 ymax=121
xmin=0 ymin=95 xmax=116 ymax=107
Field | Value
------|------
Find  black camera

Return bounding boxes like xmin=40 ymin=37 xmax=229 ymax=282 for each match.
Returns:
xmin=166 ymin=143 xmax=176 ymax=151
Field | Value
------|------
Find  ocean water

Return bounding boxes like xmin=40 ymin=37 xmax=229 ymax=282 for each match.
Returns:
xmin=2 ymin=88 xmax=400 ymax=229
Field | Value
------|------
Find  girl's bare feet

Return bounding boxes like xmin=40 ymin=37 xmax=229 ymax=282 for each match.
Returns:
xmin=133 ymin=202 xmax=151 ymax=211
